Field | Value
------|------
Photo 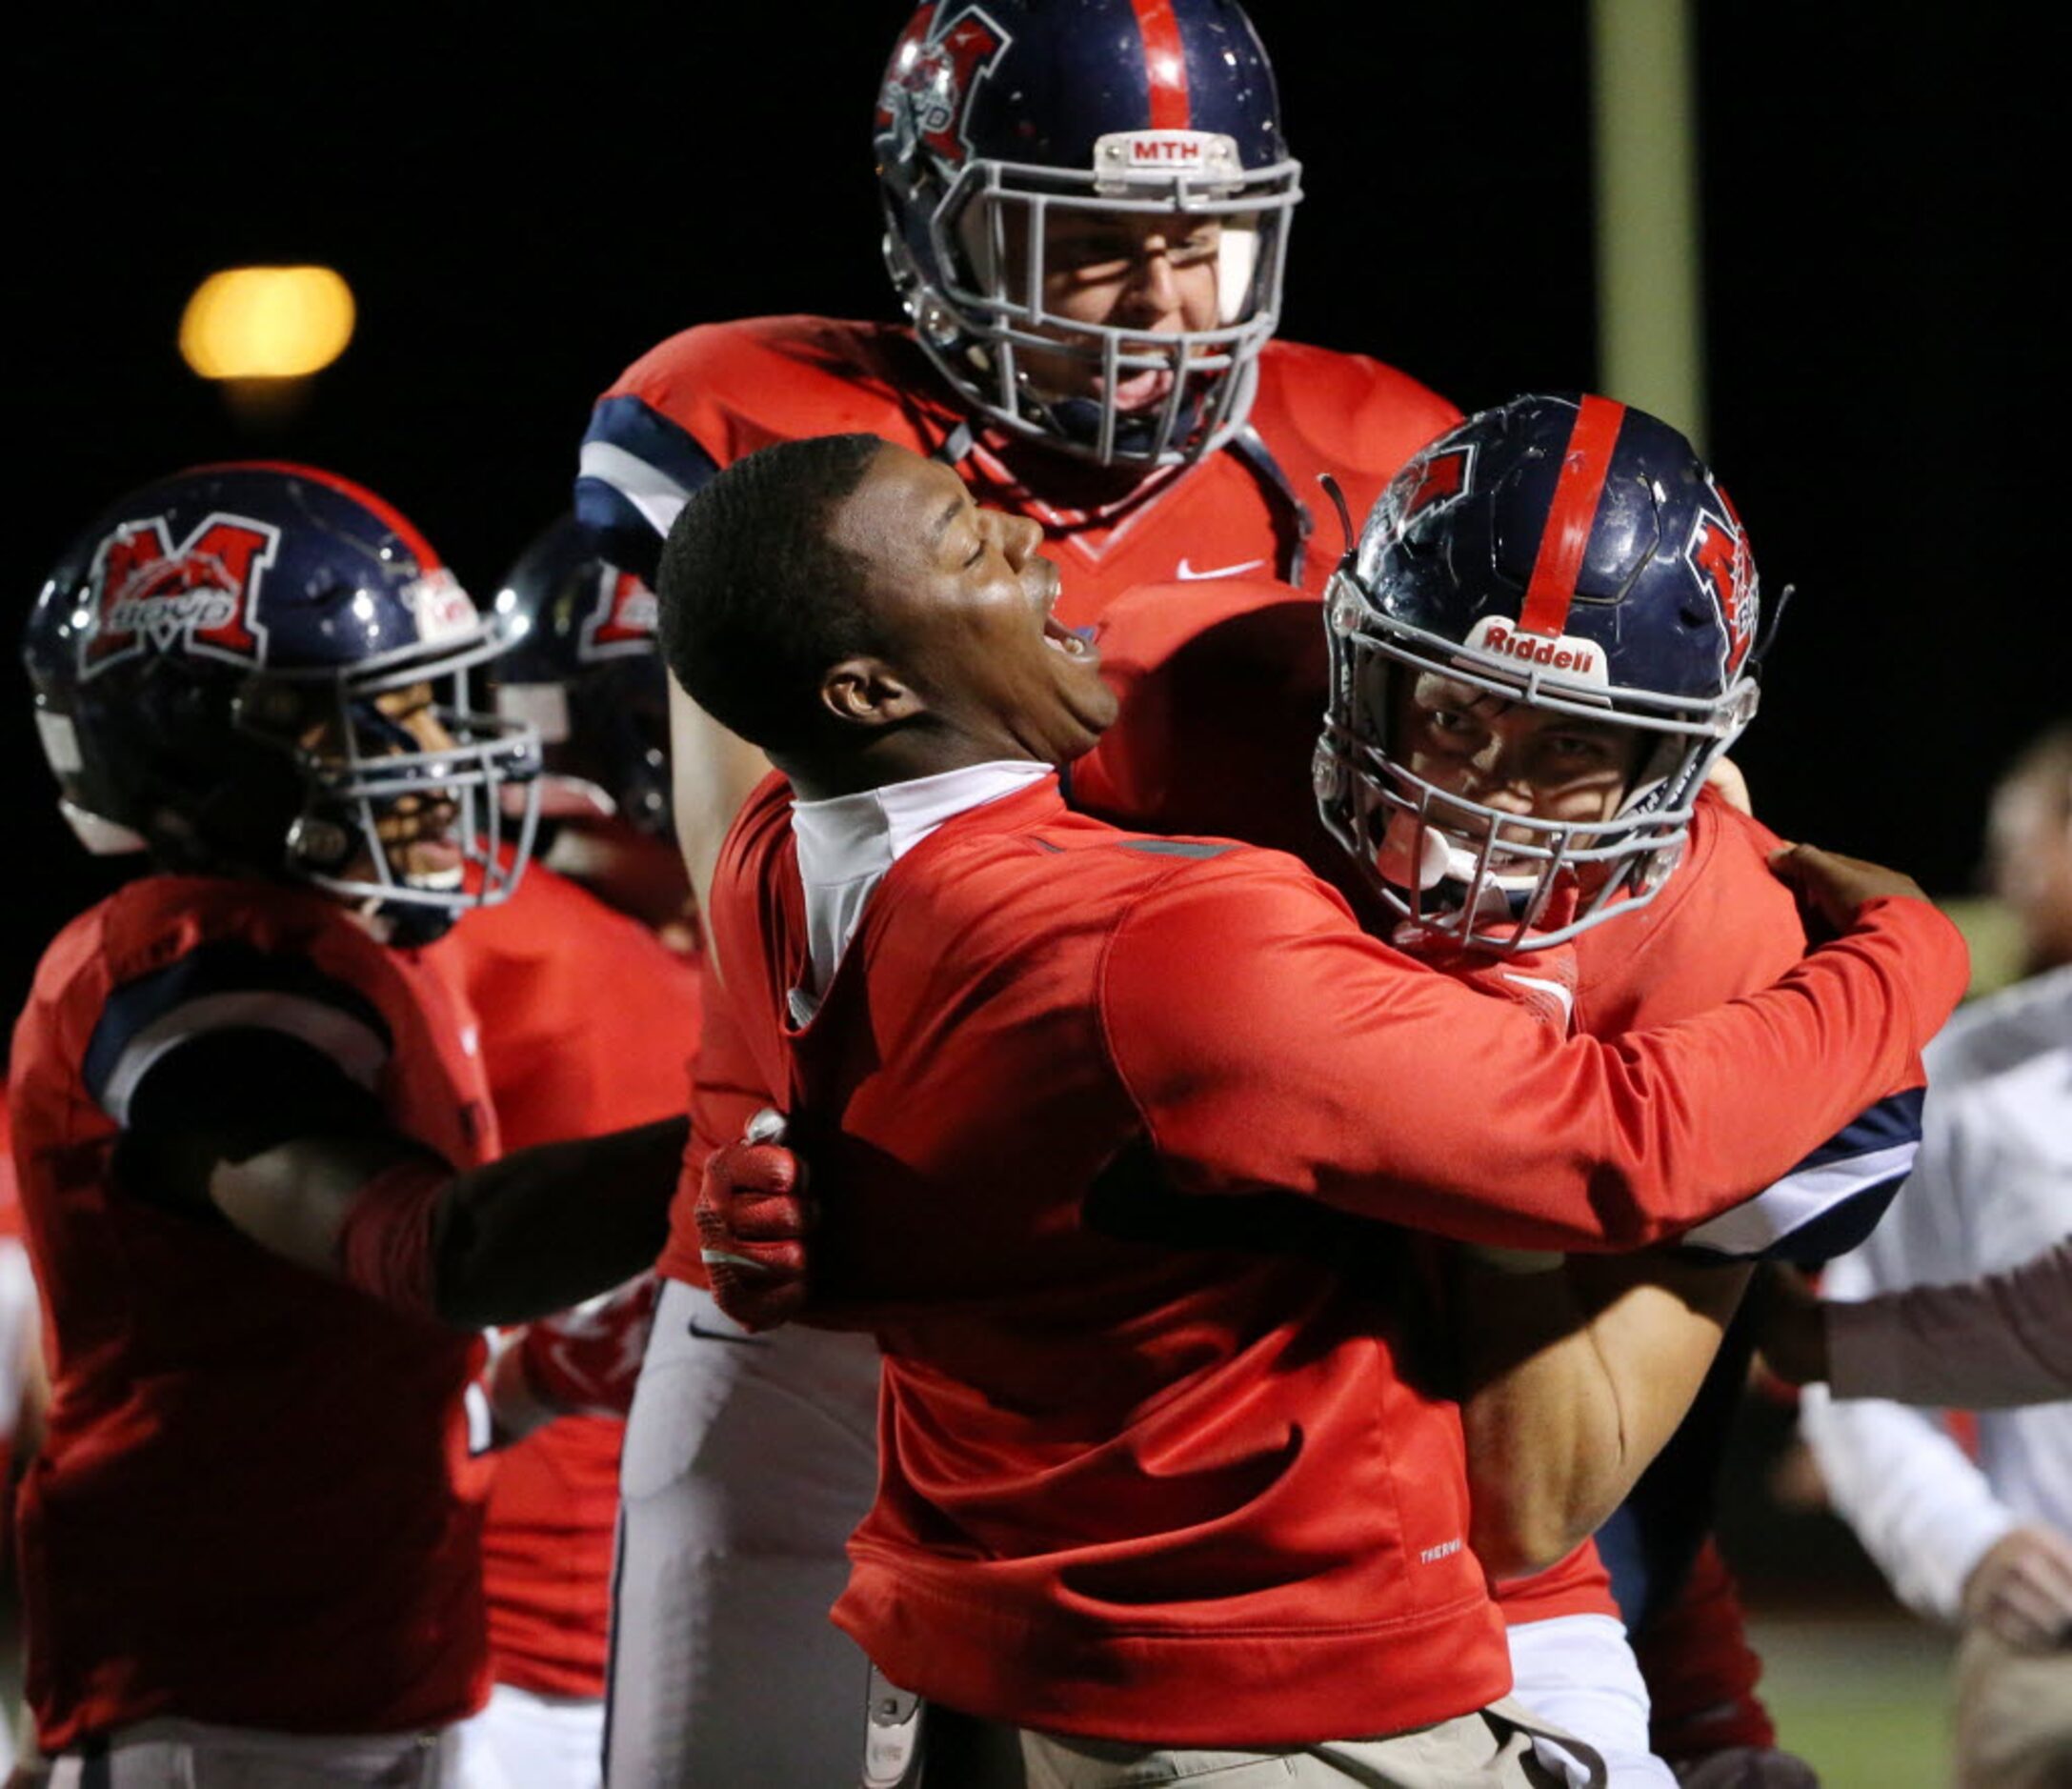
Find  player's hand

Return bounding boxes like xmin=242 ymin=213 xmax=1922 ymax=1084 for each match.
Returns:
xmin=1961 ymin=1523 xmax=2072 ymax=1651
xmin=695 ymin=1108 xmax=815 ymax=1332
xmin=1751 ymin=1263 xmax=1830 ymax=1387
xmin=517 ymin=1272 xmax=660 ymax=1417
xmin=1766 ymin=842 xmax=1929 ymax=935
xmin=1672 ymin=1746 xmax=1820 ymax=1787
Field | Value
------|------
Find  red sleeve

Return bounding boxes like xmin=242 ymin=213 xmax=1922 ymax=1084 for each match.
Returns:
xmin=660 ymin=788 xmax=796 ymax=1286
xmin=656 ymin=990 xmax=777 ymax=1289
xmin=1098 ymin=855 xmax=1967 ymax=1251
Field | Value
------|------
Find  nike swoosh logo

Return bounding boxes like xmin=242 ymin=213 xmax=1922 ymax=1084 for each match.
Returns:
xmin=687 ymin=1317 xmax=766 ymax=1346
xmin=1176 ymin=557 xmax=1266 ymax=581
xmin=1499 ymin=971 xmax=1575 ymax=1028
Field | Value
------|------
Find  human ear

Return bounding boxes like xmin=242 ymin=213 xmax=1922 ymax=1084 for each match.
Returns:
xmin=819 ymin=657 xmax=925 ymax=731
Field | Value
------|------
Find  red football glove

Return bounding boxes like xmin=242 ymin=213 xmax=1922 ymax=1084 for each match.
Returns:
xmin=481 ymin=1273 xmax=661 ymax=1443
xmin=695 ymin=1108 xmax=815 ymax=1332
xmin=518 ymin=1271 xmax=660 ymax=1417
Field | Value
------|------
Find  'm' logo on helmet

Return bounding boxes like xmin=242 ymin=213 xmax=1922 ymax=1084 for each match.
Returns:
xmin=1404 ymin=445 xmax=1477 ymax=524
xmin=876 ymin=4 xmax=1010 ymax=167
xmin=81 ymin=513 xmax=281 ymax=679
xmin=1685 ymin=480 xmax=1757 ymax=675
xmin=580 ymin=565 xmax=658 ymax=660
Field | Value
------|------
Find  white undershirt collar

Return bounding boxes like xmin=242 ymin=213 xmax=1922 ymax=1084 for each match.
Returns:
xmin=788 ymin=759 xmax=1052 ymax=1021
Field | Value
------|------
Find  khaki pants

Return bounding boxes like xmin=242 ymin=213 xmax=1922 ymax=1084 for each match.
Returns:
xmin=1952 ymin=1623 xmax=2072 ymax=1789
xmin=906 ymin=1699 xmax=1602 ymax=1788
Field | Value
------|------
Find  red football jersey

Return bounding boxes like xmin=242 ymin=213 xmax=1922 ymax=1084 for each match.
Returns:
xmin=0 ymin=1096 xmax=30 ymax=1603
xmin=578 ymin=315 xmax=1460 ymax=628
xmin=682 ymin=773 xmax=1959 ymax=1744
xmin=430 ymin=864 xmax=703 ymax=1700
xmin=7 ymin=876 xmax=498 ymax=1748
xmin=1073 ymin=573 xmax=1906 ymax=1645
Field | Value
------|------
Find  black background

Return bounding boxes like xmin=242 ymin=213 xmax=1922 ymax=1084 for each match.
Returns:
xmin=9 ymin=3 xmax=2052 ymax=1017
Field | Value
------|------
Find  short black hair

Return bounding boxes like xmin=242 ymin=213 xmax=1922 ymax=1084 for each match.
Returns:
xmin=654 ymin=432 xmax=886 ymax=754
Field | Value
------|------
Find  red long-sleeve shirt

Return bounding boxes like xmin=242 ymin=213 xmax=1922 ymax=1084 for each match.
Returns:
xmin=681 ymin=772 xmax=1963 ymax=1744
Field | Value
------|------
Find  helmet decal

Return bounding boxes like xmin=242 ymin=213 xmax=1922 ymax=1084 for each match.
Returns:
xmin=401 ymin=567 xmax=482 ymax=645
xmin=876 ymin=4 xmax=1011 ymax=171
xmin=81 ymin=513 xmax=279 ymax=678
xmin=1401 ymin=442 xmax=1477 ymax=528
xmin=579 ymin=565 xmax=660 ymax=660
xmin=1685 ymin=480 xmax=1757 ymax=676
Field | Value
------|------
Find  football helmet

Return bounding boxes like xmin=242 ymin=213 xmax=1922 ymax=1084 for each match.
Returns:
xmin=875 ymin=0 xmax=1300 ymax=468
xmin=489 ymin=513 xmax=671 ymax=835
xmin=1316 ymin=392 xmax=1765 ymax=953
xmin=26 ymin=461 xmax=542 ymax=941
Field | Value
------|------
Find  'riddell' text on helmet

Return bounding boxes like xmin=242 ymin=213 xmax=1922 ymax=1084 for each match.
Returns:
xmin=1315 ymin=392 xmax=1766 ymax=953
xmin=26 ymin=462 xmax=543 ymax=944
xmin=875 ymin=0 xmax=1300 ymax=469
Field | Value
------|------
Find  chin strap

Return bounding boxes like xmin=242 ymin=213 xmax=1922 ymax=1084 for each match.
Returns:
xmin=1225 ymin=424 xmax=1315 ymax=585
xmin=933 ymin=418 xmax=976 ymax=469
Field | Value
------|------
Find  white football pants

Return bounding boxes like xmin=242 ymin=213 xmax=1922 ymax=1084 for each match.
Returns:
xmin=1506 ymin=1614 xmax=1677 ymax=1788
xmin=457 ymin=1684 xmax=604 ymax=1789
xmin=604 ymin=1279 xmax=881 ymax=1787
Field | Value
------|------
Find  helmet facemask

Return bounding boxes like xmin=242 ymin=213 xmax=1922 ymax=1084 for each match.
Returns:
xmin=1317 ymin=570 xmax=1760 ymax=954
xmin=246 ymin=617 xmax=543 ymax=941
xmin=889 ymin=133 xmax=1299 ymax=468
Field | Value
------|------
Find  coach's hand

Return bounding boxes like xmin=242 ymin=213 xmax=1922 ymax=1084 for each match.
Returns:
xmin=1766 ymin=842 xmax=1930 ymax=936
xmin=695 ymin=1109 xmax=816 ymax=1331
xmin=1961 ymin=1523 xmax=2072 ymax=1652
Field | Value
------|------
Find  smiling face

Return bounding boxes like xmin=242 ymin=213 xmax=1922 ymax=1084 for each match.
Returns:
xmin=1005 ymin=209 xmax=1226 ymax=410
xmin=818 ymin=443 xmax=1118 ymax=772
xmin=298 ymin=679 xmax=466 ymax=888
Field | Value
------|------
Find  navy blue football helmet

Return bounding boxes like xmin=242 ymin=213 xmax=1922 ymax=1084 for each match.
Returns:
xmin=490 ymin=514 xmax=671 ymax=836
xmin=1316 ymin=393 xmax=1766 ymax=952
xmin=875 ymin=0 xmax=1299 ymax=467
xmin=26 ymin=462 xmax=542 ymax=940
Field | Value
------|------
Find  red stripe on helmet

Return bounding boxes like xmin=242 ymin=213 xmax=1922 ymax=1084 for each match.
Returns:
xmin=191 ymin=458 xmax=449 ymax=572
xmin=1517 ymin=395 xmax=1626 ymax=638
xmin=1133 ymin=0 xmax=1192 ymax=130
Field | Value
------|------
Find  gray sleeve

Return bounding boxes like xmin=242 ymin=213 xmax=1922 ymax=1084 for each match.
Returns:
xmin=1825 ymin=1236 xmax=2072 ymax=1408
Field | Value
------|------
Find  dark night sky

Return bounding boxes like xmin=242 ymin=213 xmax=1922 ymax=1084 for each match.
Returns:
xmin=8 ymin=3 xmax=2054 ymax=1017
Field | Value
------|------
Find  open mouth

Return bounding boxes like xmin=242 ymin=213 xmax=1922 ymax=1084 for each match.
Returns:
xmin=1095 ymin=367 xmax=1176 ymax=413
xmin=1043 ymin=611 xmax=1095 ymax=659
xmin=391 ymin=832 xmax=466 ymax=890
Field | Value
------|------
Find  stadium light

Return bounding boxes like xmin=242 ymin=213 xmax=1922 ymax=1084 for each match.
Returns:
xmin=178 ymin=266 xmax=355 ymax=381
